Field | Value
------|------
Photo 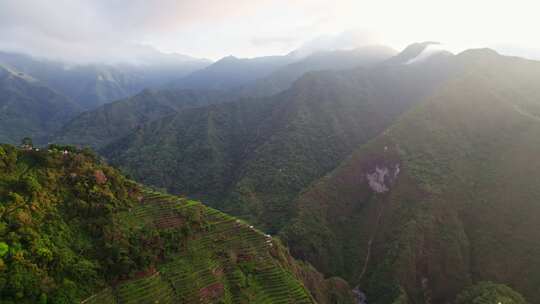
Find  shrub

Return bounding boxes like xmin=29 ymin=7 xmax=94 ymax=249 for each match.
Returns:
xmin=455 ymin=282 xmax=527 ymax=304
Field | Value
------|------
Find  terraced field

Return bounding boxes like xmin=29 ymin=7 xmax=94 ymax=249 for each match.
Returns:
xmin=81 ymin=191 xmax=315 ymax=304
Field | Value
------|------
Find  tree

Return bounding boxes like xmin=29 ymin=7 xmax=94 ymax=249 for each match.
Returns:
xmin=0 ymin=242 xmax=8 ymax=257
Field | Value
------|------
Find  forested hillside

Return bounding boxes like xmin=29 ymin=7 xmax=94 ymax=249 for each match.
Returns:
xmin=53 ymin=89 xmax=235 ymax=149
xmin=0 ymin=144 xmax=352 ymax=303
xmin=281 ymin=49 xmax=540 ymax=303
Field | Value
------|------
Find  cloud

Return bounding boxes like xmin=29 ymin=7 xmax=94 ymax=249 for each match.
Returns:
xmin=0 ymin=0 xmax=276 ymax=63
xmin=250 ymin=36 xmax=299 ymax=48
xmin=292 ymin=30 xmax=383 ymax=57
xmin=2 ymin=0 xmax=540 ymax=63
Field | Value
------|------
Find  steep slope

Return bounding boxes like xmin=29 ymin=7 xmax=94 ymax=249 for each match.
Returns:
xmin=101 ymin=49 xmax=459 ymax=233
xmin=53 ymin=89 xmax=234 ymax=149
xmin=240 ymin=45 xmax=397 ymax=98
xmin=281 ymin=50 xmax=540 ymax=303
xmin=0 ymin=51 xmax=211 ymax=109
xmin=172 ymin=55 xmax=295 ymax=91
xmin=0 ymin=144 xmax=353 ymax=304
xmin=0 ymin=65 xmax=81 ymax=144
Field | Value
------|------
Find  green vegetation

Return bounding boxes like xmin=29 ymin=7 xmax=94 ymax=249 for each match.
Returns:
xmin=455 ymin=282 xmax=527 ymax=304
xmin=54 ymin=89 xmax=233 ymax=149
xmin=0 ymin=144 xmax=351 ymax=303
xmin=281 ymin=50 xmax=540 ymax=303
xmin=100 ymin=52 xmax=454 ymax=233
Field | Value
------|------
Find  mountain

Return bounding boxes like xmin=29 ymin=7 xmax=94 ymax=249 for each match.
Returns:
xmin=0 ymin=65 xmax=81 ymax=144
xmin=280 ymin=49 xmax=540 ymax=303
xmin=100 ymin=46 xmax=459 ymax=233
xmin=239 ymin=45 xmax=398 ymax=97
xmin=172 ymin=45 xmax=396 ymax=97
xmin=172 ymin=55 xmax=296 ymax=91
xmin=384 ymin=41 xmax=438 ymax=64
xmin=0 ymin=144 xmax=353 ymax=303
xmin=0 ymin=51 xmax=211 ymax=109
xmin=53 ymin=89 xmax=236 ymax=149
xmin=54 ymin=45 xmax=397 ymax=151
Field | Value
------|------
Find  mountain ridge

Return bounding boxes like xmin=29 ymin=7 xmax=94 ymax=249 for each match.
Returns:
xmin=0 ymin=51 xmax=211 ymax=110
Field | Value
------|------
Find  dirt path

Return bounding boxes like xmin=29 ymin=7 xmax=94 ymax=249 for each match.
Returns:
xmin=358 ymin=201 xmax=385 ymax=281
xmin=353 ymin=198 xmax=387 ymax=304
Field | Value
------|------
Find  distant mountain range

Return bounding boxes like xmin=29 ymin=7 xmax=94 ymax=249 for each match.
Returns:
xmin=171 ymin=54 xmax=296 ymax=91
xmin=170 ymin=45 xmax=396 ymax=95
xmin=1 ymin=45 xmax=396 ymax=146
xmin=0 ymin=51 xmax=211 ymax=110
xmin=52 ymin=44 xmax=397 ymax=151
xmin=238 ymin=45 xmax=397 ymax=97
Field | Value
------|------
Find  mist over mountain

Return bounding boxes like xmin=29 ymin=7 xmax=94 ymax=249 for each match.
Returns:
xmin=171 ymin=54 xmax=297 ymax=91
xmin=54 ymin=45 xmax=397 ymax=152
xmin=0 ymin=64 xmax=81 ymax=144
xmin=0 ymin=50 xmax=211 ymax=109
xmin=239 ymin=45 xmax=397 ymax=97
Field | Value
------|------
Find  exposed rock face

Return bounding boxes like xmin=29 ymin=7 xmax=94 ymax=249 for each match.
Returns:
xmin=365 ymin=164 xmax=400 ymax=193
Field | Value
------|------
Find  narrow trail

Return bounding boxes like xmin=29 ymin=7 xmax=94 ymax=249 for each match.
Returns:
xmin=357 ymin=201 xmax=385 ymax=281
xmin=353 ymin=198 xmax=387 ymax=304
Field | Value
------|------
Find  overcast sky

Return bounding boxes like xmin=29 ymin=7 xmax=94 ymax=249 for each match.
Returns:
xmin=1 ymin=0 xmax=539 ymax=63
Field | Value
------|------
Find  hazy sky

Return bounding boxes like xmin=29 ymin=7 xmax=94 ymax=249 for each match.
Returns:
xmin=1 ymin=0 xmax=539 ymax=63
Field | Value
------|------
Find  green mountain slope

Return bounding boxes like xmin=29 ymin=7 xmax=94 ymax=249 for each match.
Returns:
xmin=53 ymin=89 xmax=234 ymax=149
xmin=0 ymin=144 xmax=352 ymax=303
xmin=281 ymin=50 xmax=540 ymax=303
xmin=100 ymin=50 xmax=458 ymax=233
xmin=0 ymin=65 xmax=81 ymax=144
